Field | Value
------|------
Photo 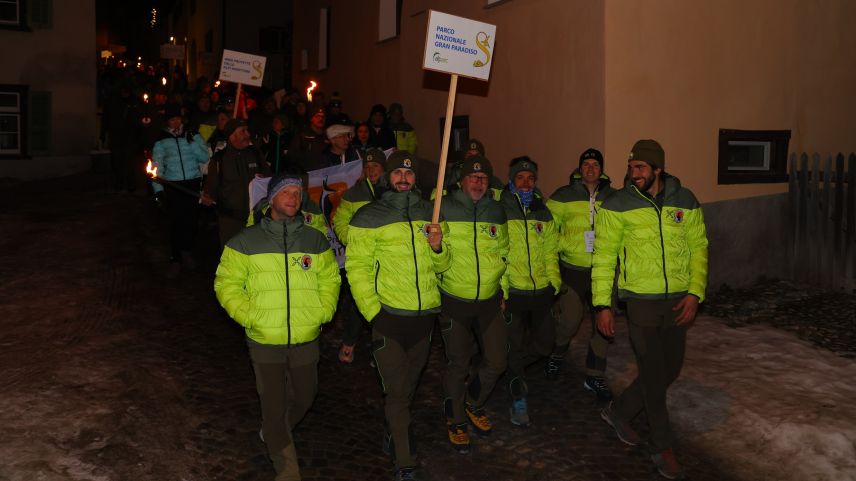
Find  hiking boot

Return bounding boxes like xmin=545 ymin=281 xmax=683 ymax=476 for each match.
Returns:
xmin=446 ymin=422 xmax=470 ymax=454
xmin=651 ymin=448 xmax=685 ymax=479
xmin=394 ymin=467 xmax=418 ymax=481
xmin=464 ymin=402 xmax=492 ymax=435
xmin=600 ymin=401 xmax=641 ymax=446
xmin=509 ymin=398 xmax=530 ymax=427
xmin=545 ymin=353 xmax=564 ymax=379
xmin=584 ymin=376 xmax=614 ymax=401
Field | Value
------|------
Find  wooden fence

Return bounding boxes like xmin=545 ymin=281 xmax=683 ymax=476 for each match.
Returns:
xmin=789 ymin=152 xmax=856 ymax=289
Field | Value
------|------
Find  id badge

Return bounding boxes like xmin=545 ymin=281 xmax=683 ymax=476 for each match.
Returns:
xmin=584 ymin=230 xmax=595 ymax=253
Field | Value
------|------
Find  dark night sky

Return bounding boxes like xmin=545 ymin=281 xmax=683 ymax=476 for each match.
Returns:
xmin=97 ymin=0 xmax=177 ymax=60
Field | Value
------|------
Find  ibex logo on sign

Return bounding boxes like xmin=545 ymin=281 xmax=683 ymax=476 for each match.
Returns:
xmin=433 ymin=52 xmax=448 ymax=63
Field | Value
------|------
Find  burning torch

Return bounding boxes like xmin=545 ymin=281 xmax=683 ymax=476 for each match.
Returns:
xmin=145 ymin=160 xmax=207 ymax=200
xmin=306 ymin=81 xmax=317 ymax=103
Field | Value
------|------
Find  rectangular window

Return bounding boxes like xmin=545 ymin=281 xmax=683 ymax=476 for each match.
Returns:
xmin=378 ymin=0 xmax=401 ymax=42
xmin=0 ymin=0 xmax=22 ymax=28
xmin=718 ymin=129 xmax=790 ymax=184
xmin=0 ymin=85 xmax=27 ymax=157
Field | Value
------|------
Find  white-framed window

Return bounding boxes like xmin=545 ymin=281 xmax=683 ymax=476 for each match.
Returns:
xmin=0 ymin=0 xmax=21 ymax=27
xmin=0 ymin=88 xmax=22 ymax=155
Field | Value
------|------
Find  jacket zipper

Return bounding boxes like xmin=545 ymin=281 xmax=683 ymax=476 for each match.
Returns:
xmin=174 ymin=137 xmax=187 ymax=180
xmin=517 ymin=196 xmax=537 ymax=293
xmin=374 ymin=260 xmax=380 ymax=293
xmin=623 ymin=247 xmax=627 ymax=283
xmin=283 ymin=222 xmax=292 ymax=345
xmin=633 ymin=186 xmax=669 ymax=298
xmin=405 ymin=196 xmax=422 ymax=313
xmin=473 ymin=203 xmax=481 ymax=300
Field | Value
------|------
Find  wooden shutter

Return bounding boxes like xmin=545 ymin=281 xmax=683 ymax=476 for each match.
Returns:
xmin=28 ymin=91 xmax=51 ymax=155
xmin=29 ymin=0 xmax=52 ymax=28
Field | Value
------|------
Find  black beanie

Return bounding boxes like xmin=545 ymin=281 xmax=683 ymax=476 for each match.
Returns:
xmin=579 ymin=148 xmax=604 ymax=169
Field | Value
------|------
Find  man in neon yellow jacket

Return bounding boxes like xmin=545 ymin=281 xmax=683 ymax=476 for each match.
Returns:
xmin=214 ymin=171 xmax=341 ymax=481
xmin=345 ymin=151 xmax=450 ymax=481
xmin=594 ymin=139 xmax=708 ymax=480
xmin=499 ymin=156 xmax=561 ymax=427
xmin=545 ymin=148 xmax=616 ymax=400
xmin=331 ymin=148 xmax=388 ymax=363
xmin=438 ymin=155 xmax=508 ymax=454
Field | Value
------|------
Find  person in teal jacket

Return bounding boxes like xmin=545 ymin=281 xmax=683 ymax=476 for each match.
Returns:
xmin=214 ymin=171 xmax=341 ymax=481
xmin=594 ymin=140 xmax=708 ymax=480
xmin=151 ymin=103 xmax=209 ymax=273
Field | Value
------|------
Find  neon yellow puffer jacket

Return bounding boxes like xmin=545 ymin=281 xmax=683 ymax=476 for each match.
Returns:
xmin=592 ymin=175 xmax=709 ymax=307
xmin=438 ymin=189 xmax=509 ymax=301
xmin=345 ymin=190 xmax=451 ymax=320
xmin=214 ymin=215 xmax=341 ymax=345
xmin=500 ymin=190 xmax=561 ymax=298
xmin=332 ymin=177 xmax=383 ymax=246
xmin=547 ymin=173 xmax=615 ymax=269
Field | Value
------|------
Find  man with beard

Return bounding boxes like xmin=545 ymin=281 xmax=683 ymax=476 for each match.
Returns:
xmin=345 ymin=151 xmax=449 ymax=481
xmin=594 ymin=139 xmax=708 ymax=480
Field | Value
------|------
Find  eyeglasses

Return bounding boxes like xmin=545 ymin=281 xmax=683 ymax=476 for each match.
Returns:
xmin=467 ymin=175 xmax=490 ymax=183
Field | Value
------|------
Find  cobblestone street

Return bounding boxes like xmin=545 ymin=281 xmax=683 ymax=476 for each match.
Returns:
xmin=1 ymin=174 xmax=741 ymax=481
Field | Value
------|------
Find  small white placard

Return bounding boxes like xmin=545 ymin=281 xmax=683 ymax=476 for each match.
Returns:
xmin=422 ymin=10 xmax=497 ymax=81
xmin=584 ymin=230 xmax=596 ymax=253
xmin=160 ymin=44 xmax=185 ymax=60
xmin=218 ymin=49 xmax=267 ymax=87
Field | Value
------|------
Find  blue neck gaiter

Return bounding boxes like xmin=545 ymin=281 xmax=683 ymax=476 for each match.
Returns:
xmin=508 ymin=182 xmax=533 ymax=210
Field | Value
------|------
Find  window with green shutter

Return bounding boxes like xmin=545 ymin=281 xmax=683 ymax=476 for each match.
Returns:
xmin=29 ymin=91 xmax=50 ymax=155
xmin=0 ymin=84 xmax=27 ymax=157
xmin=28 ymin=0 xmax=50 ymax=28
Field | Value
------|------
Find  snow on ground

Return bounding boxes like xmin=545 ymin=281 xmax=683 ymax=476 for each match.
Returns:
xmin=594 ymin=315 xmax=856 ymax=481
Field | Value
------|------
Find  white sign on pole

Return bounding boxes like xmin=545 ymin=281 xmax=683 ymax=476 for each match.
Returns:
xmin=218 ymin=49 xmax=267 ymax=87
xmin=160 ymin=44 xmax=185 ymax=60
xmin=422 ymin=10 xmax=497 ymax=81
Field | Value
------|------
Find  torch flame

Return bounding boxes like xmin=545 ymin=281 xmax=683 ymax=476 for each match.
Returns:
xmin=143 ymin=93 xmax=149 ymax=103
xmin=145 ymin=160 xmax=158 ymax=178
xmin=306 ymin=81 xmax=317 ymax=102
xmin=214 ymin=80 xmax=221 ymax=88
xmin=161 ymin=77 xmax=167 ymax=86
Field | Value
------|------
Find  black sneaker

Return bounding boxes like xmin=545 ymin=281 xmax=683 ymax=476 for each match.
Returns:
xmin=651 ymin=448 xmax=685 ymax=479
xmin=394 ymin=467 xmax=418 ymax=481
xmin=584 ymin=376 xmax=614 ymax=401
xmin=545 ymin=353 xmax=564 ymax=379
xmin=600 ymin=401 xmax=641 ymax=446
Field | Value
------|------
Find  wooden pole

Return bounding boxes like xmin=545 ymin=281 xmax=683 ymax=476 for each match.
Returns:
xmin=431 ymin=74 xmax=459 ymax=224
xmin=233 ymin=82 xmax=243 ymax=119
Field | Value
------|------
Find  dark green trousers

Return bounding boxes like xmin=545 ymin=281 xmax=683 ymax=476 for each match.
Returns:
xmin=440 ymin=294 xmax=507 ymax=424
xmin=371 ymin=310 xmax=434 ymax=469
xmin=553 ymin=267 xmax=610 ymax=376
xmin=613 ymin=298 xmax=687 ymax=452
xmin=248 ymin=339 xmax=320 ymax=475
xmin=505 ymin=291 xmax=555 ymax=399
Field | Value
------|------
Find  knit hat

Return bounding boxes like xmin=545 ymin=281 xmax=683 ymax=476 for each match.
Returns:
xmin=163 ymin=103 xmax=183 ymax=120
xmin=310 ymin=106 xmax=325 ymax=118
xmin=326 ymin=124 xmax=354 ymax=140
xmin=629 ymin=139 xmax=665 ymax=170
xmin=363 ymin=148 xmax=387 ymax=170
xmin=388 ymin=102 xmax=403 ymax=115
xmin=370 ymin=104 xmax=387 ymax=117
xmin=579 ymin=148 xmax=604 ymax=169
xmin=223 ymin=119 xmax=247 ymax=138
xmin=508 ymin=156 xmax=538 ymax=180
xmin=387 ymin=150 xmax=416 ymax=172
xmin=267 ymin=172 xmax=303 ymax=203
xmin=466 ymin=138 xmax=485 ymax=157
xmin=460 ymin=155 xmax=493 ymax=178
